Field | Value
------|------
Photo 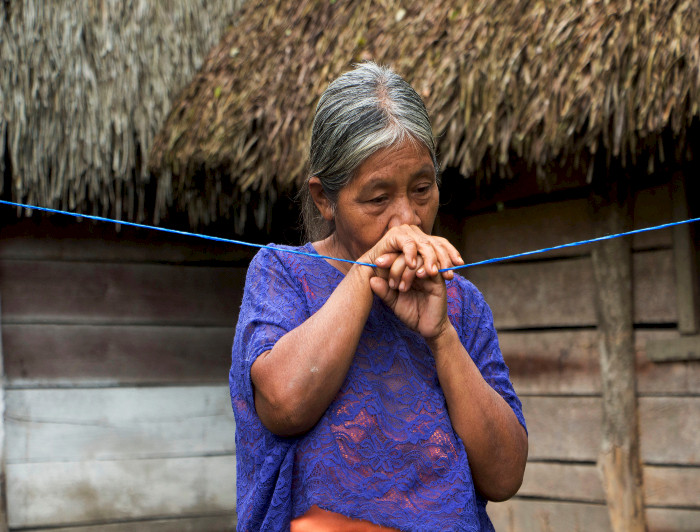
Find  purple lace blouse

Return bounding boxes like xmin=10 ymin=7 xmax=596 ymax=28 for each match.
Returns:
xmin=229 ymin=244 xmax=526 ymax=531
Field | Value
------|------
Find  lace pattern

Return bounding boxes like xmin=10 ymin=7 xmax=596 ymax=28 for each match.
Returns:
xmin=230 ymin=244 xmax=526 ymax=531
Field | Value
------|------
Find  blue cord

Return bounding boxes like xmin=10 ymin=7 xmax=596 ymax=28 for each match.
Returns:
xmin=0 ymin=200 xmax=375 ymax=268
xmin=1 ymin=199 xmax=698 ymax=271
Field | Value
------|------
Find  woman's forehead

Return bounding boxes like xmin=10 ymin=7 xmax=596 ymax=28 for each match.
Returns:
xmin=354 ymin=141 xmax=434 ymax=179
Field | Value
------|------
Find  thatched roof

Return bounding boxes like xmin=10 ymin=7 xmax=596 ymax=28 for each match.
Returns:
xmin=151 ymin=0 xmax=700 ymax=230
xmin=0 ymin=0 xmax=243 ymax=223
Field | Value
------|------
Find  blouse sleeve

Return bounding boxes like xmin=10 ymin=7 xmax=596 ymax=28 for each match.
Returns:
xmin=231 ymin=247 xmax=311 ymax=408
xmin=454 ymin=277 xmax=527 ymax=433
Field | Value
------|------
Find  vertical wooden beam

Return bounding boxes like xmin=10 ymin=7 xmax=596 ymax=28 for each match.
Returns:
xmin=0 ymin=295 xmax=9 ymax=532
xmin=671 ymin=172 xmax=699 ymax=335
xmin=590 ymin=190 xmax=646 ymax=532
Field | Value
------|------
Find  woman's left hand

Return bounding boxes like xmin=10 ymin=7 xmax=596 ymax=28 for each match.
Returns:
xmin=369 ymin=233 xmax=463 ymax=339
xmin=370 ymin=257 xmax=449 ymax=338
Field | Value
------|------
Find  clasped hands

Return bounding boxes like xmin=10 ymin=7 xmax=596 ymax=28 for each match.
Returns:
xmin=360 ymin=225 xmax=464 ymax=339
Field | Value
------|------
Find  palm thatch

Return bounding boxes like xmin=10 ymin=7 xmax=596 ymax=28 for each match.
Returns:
xmin=149 ymin=0 xmax=700 ymax=231
xmin=0 ymin=0 xmax=243 ymax=222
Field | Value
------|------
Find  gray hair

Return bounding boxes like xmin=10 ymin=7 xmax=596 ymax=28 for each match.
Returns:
xmin=301 ymin=62 xmax=439 ymax=242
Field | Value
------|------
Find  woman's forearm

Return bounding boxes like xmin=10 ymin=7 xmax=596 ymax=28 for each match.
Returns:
xmin=250 ymin=263 xmax=375 ymax=437
xmin=427 ymin=325 xmax=528 ymax=501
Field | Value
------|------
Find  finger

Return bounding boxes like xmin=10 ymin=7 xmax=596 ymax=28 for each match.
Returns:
xmin=374 ymin=252 xmax=400 ymax=277
xmin=366 ymin=228 xmax=418 ymax=269
xmin=399 ymin=255 xmax=423 ymax=292
xmin=369 ymin=276 xmax=398 ymax=306
xmin=432 ymin=239 xmax=456 ymax=280
xmin=388 ymin=254 xmax=408 ymax=291
xmin=410 ymin=228 xmax=440 ymax=276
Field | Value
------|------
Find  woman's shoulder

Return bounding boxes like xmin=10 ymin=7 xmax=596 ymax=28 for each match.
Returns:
xmin=248 ymin=242 xmax=316 ymax=272
xmin=446 ymin=272 xmax=487 ymax=307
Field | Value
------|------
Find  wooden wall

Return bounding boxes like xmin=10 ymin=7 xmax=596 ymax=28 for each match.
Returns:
xmin=0 ymin=216 xmax=253 ymax=531
xmin=434 ymin=184 xmax=700 ymax=530
xmin=2 ymin=183 xmax=697 ymax=531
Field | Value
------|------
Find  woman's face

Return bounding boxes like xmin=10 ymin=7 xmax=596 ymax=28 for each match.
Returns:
xmin=330 ymin=139 xmax=439 ymax=261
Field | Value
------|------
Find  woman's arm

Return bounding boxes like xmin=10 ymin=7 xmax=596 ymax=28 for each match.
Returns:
xmin=250 ymin=262 xmax=374 ymax=437
xmin=369 ymin=238 xmax=527 ymax=501
xmin=427 ymin=324 xmax=528 ymax=501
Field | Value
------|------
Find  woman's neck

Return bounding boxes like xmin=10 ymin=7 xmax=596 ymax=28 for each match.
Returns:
xmin=313 ymin=233 xmax=354 ymax=275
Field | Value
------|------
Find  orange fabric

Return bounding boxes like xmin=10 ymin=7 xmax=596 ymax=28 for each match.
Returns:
xmin=290 ymin=505 xmax=400 ymax=532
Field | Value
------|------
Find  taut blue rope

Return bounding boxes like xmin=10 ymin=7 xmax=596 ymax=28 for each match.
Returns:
xmin=1 ymin=199 xmax=698 ymax=272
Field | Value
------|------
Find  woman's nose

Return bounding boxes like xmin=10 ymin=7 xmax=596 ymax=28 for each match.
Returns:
xmin=388 ymin=196 xmax=421 ymax=228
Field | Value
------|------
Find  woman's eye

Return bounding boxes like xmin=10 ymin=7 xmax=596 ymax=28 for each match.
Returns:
xmin=368 ymin=195 xmax=388 ymax=204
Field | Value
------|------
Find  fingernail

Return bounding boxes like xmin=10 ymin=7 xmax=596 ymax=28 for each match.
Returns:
xmin=417 ymin=268 xmax=425 ymax=276
xmin=399 ymin=281 xmax=405 ymax=291
xmin=389 ymin=279 xmax=396 ymax=289
xmin=433 ymin=265 xmax=439 ymax=274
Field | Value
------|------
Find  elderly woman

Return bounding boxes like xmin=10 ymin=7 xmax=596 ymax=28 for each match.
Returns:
xmin=230 ymin=62 xmax=527 ymax=531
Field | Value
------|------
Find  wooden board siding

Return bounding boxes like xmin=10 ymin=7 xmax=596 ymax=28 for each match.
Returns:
xmin=499 ymin=329 xmax=700 ymax=396
xmin=465 ymin=250 xmax=676 ymax=329
xmin=441 ymin=183 xmax=700 ymax=531
xmin=25 ymin=515 xmax=238 ymax=532
xmin=2 ymin=324 xmax=234 ymax=385
xmin=488 ymin=500 xmax=700 ymax=532
xmin=4 ymin=387 xmax=235 ymax=464
xmin=0 ymin=219 xmax=248 ymax=529
xmin=0 ymin=260 xmax=247 ymax=327
xmin=7 ymin=455 xmax=235 ymax=529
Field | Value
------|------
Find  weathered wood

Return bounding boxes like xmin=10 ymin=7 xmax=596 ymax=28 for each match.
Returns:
xmin=522 ymin=396 xmax=700 ymax=465
xmin=466 ymin=249 xmax=676 ymax=329
xmin=487 ymin=499 xmax=612 ymax=532
xmin=0 ymin=217 xmax=257 ymax=264
xmin=3 ymin=324 xmax=234 ymax=384
xmin=453 ymin=185 xmax=672 ymax=265
xmin=590 ymin=191 xmax=646 ymax=531
xmin=519 ymin=462 xmax=699 ymax=508
xmin=6 ymin=455 xmax=236 ymax=528
xmin=5 ymin=386 xmax=235 ymax=463
xmin=671 ymin=172 xmax=700 ymax=334
xmin=37 ymin=514 xmax=237 ymax=532
xmin=0 ymin=296 xmax=9 ymax=532
xmin=487 ymin=499 xmax=700 ymax=532
xmin=645 ymin=334 xmax=700 ymax=362
xmin=0 ymin=260 xmax=247 ymax=326
xmin=500 ymin=329 xmax=700 ymax=396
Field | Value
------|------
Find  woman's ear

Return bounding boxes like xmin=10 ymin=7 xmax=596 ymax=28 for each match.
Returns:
xmin=308 ymin=177 xmax=334 ymax=221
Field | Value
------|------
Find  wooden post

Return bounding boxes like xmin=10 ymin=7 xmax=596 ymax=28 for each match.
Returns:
xmin=0 ymin=295 xmax=9 ymax=532
xmin=671 ymin=172 xmax=699 ymax=335
xmin=590 ymin=189 xmax=646 ymax=532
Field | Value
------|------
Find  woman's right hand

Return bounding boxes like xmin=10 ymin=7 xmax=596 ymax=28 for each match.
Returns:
xmin=362 ymin=225 xmax=464 ymax=292
xmin=360 ymin=226 xmax=464 ymax=338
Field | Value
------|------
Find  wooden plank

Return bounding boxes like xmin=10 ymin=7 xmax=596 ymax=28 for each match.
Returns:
xmin=5 ymin=386 xmax=235 ymax=463
xmin=500 ymin=329 xmax=700 ymax=396
xmin=519 ymin=462 xmax=700 ymax=508
xmin=487 ymin=499 xmax=700 ymax=532
xmin=2 ymin=324 xmax=234 ymax=384
xmin=457 ymin=185 xmax=672 ymax=265
xmin=465 ymin=249 xmax=675 ymax=329
xmin=646 ymin=335 xmax=700 ymax=362
xmin=590 ymin=194 xmax=645 ymax=532
xmin=671 ymin=172 xmax=699 ymax=334
xmin=487 ymin=499 xmax=612 ymax=532
xmin=522 ymin=396 xmax=700 ymax=465
xmin=0 ymin=260 xmax=247 ymax=326
xmin=0 ymin=216 xmax=256 ymax=264
xmin=5 ymin=455 xmax=236 ymax=528
xmin=35 ymin=514 xmax=237 ymax=532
